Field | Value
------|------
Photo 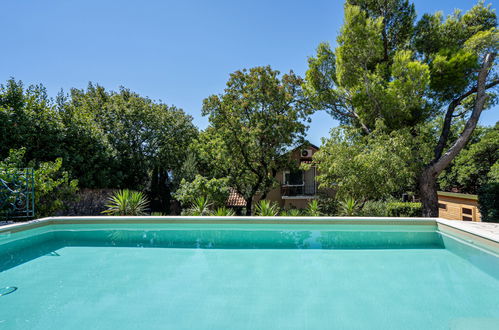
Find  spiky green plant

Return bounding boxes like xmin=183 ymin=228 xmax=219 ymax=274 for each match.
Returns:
xmin=254 ymin=200 xmax=280 ymax=216
xmin=102 ymin=189 xmax=149 ymax=216
xmin=281 ymin=208 xmax=302 ymax=216
xmin=184 ymin=196 xmax=212 ymax=216
xmin=211 ymin=206 xmax=236 ymax=216
xmin=305 ymin=200 xmax=321 ymax=216
xmin=338 ymin=196 xmax=359 ymax=216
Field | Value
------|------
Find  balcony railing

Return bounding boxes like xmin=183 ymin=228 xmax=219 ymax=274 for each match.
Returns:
xmin=281 ymin=182 xmax=316 ymax=197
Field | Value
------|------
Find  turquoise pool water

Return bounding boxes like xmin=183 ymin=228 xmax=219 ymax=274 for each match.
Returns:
xmin=0 ymin=223 xmax=498 ymax=329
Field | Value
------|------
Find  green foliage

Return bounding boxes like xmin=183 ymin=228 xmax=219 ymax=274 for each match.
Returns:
xmin=359 ymin=200 xmax=389 ymax=217
xmin=1 ymin=80 xmax=198 ymax=214
xmin=102 ymin=189 xmax=149 ymax=216
xmin=385 ymin=202 xmax=422 ymax=217
xmin=196 ymin=66 xmax=314 ymax=215
xmin=305 ymin=200 xmax=322 ymax=216
xmin=314 ymin=126 xmax=424 ymax=201
xmin=210 ymin=207 xmax=236 ymax=217
xmin=173 ymin=175 xmax=230 ymax=209
xmin=359 ymin=200 xmax=422 ymax=217
xmin=338 ymin=196 xmax=360 ymax=216
xmin=478 ymin=182 xmax=499 ymax=222
xmin=254 ymin=200 xmax=280 ymax=216
xmin=306 ymin=1 xmax=498 ymax=210
xmin=183 ymin=196 xmax=213 ymax=216
xmin=280 ymin=208 xmax=302 ymax=217
xmin=0 ymin=148 xmax=78 ymax=218
xmin=488 ymin=162 xmax=499 ymax=182
xmin=439 ymin=124 xmax=499 ymax=193
xmin=316 ymin=195 xmax=338 ymax=216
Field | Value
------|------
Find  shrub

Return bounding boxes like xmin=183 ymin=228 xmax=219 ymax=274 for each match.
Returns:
xmin=317 ymin=195 xmax=337 ymax=216
xmin=1 ymin=148 xmax=78 ymax=219
xmin=281 ymin=208 xmax=302 ymax=216
xmin=254 ymin=200 xmax=280 ymax=216
xmin=338 ymin=197 xmax=360 ymax=216
xmin=102 ymin=189 xmax=149 ymax=216
xmin=385 ymin=202 xmax=422 ymax=217
xmin=182 ymin=196 xmax=212 ymax=216
xmin=174 ymin=175 xmax=230 ymax=209
xmin=359 ymin=200 xmax=389 ymax=217
xmin=305 ymin=200 xmax=322 ymax=216
xmin=478 ymin=182 xmax=499 ymax=222
xmin=211 ymin=207 xmax=236 ymax=216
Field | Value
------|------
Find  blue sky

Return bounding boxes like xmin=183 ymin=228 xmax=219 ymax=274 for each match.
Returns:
xmin=1 ymin=0 xmax=497 ymax=145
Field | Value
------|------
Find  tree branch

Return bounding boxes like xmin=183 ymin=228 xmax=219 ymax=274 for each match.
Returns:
xmin=430 ymin=52 xmax=496 ymax=175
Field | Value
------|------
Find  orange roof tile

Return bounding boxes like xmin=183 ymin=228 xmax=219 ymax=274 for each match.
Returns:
xmin=226 ymin=188 xmax=247 ymax=207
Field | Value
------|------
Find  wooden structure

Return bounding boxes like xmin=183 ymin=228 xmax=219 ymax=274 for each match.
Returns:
xmin=437 ymin=191 xmax=481 ymax=222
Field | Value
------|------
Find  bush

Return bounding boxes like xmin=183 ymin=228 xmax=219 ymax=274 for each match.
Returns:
xmin=359 ymin=200 xmax=389 ymax=217
xmin=305 ymin=200 xmax=322 ymax=216
xmin=386 ymin=202 xmax=422 ymax=217
xmin=174 ymin=175 xmax=230 ymax=209
xmin=280 ymin=208 xmax=302 ymax=216
xmin=1 ymin=148 xmax=79 ymax=219
xmin=338 ymin=197 xmax=360 ymax=216
xmin=478 ymin=182 xmax=499 ymax=222
xmin=182 ymin=196 xmax=212 ymax=216
xmin=317 ymin=195 xmax=338 ymax=216
xmin=102 ymin=189 xmax=149 ymax=216
xmin=254 ymin=200 xmax=280 ymax=216
xmin=359 ymin=201 xmax=421 ymax=217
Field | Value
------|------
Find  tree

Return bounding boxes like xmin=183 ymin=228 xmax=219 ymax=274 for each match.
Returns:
xmin=0 ymin=148 xmax=78 ymax=218
xmin=1 ymin=79 xmax=198 ymax=215
xmin=196 ymin=66 xmax=313 ymax=215
xmin=58 ymin=84 xmax=198 ymax=213
xmin=439 ymin=123 xmax=498 ymax=193
xmin=305 ymin=1 xmax=498 ymax=216
xmin=173 ymin=175 xmax=230 ymax=209
xmin=0 ymin=79 xmax=65 ymax=162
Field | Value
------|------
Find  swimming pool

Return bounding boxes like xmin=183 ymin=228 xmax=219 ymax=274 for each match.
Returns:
xmin=1 ymin=217 xmax=498 ymax=329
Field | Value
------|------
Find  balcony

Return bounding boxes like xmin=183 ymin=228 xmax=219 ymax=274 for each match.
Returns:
xmin=281 ymin=182 xmax=317 ymax=198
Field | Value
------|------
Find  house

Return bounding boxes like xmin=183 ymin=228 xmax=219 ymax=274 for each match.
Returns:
xmin=437 ymin=191 xmax=481 ymax=222
xmin=227 ymin=144 xmax=329 ymax=211
xmin=265 ymin=144 xmax=325 ymax=209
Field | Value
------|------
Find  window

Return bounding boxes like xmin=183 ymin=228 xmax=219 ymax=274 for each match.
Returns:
xmin=462 ymin=208 xmax=472 ymax=215
xmin=438 ymin=203 xmax=447 ymax=210
xmin=283 ymin=170 xmax=303 ymax=186
xmin=462 ymin=216 xmax=472 ymax=221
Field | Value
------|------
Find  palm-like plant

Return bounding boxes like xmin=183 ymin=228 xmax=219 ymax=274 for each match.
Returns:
xmin=338 ymin=196 xmax=359 ymax=216
xmin=281 ymin=208 xmax=302 ymax=216
xmin=211 ymin=206 xmax=236 ymax=216
xmin=254 ymin=200 xmax=280 ymax=216
xmin=305 ymin=200 xmax=321 ymax=216
xmin=102 ymin=189 xmax=149 ymax=216
xmin=184 ymin=196 xmax=212 ymax=216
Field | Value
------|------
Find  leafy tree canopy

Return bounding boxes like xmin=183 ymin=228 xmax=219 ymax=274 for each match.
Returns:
xmin=305 ymin=0 xmax=498 ymax=214
xmin=195 ymin=66 xmax=314 ymax=214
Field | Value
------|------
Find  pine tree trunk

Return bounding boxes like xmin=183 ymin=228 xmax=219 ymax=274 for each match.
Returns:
xmin=418 ymin=167 xmax=439 ymax=217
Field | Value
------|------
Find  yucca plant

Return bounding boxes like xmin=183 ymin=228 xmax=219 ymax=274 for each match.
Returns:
xmin=281 ymin=208 xmax=302 ymax=216
xmin=102 ymin=189 xmax=149 ymax=216
xmin=211 ymin=206 xmax=236 ymax=216
xmin=184 ymin=196 xmax=212 ymax=216
xmin=338 ymin=196 xmax=359 ymax=216
xmin=254 ymin=200 xmax=280 ymax=216
xmin=305 ymin=200 xmax=322 ymax=216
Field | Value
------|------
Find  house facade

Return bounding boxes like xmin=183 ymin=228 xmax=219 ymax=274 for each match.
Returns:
xmin=264 ymin=144 xmax=328 ymax=209
xmin=226 ymin=144 xmax=331 ymax=211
